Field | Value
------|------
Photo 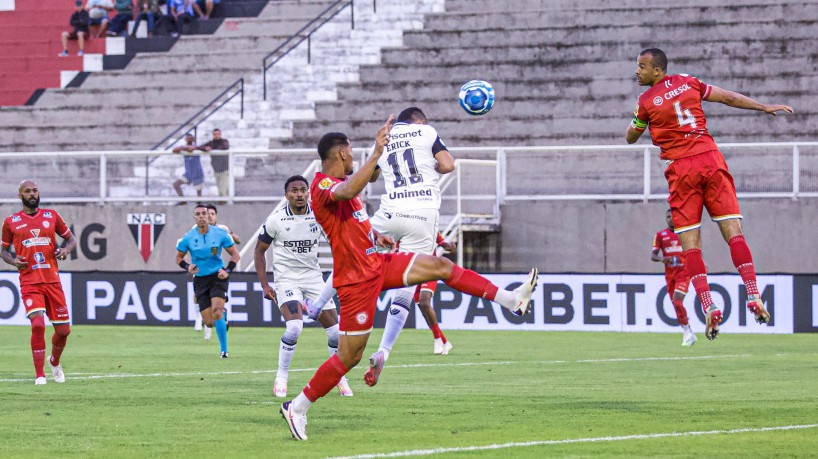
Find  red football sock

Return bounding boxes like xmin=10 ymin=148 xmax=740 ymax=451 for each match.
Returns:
xmin=429 ymin=323 xmax=445 ymax=341
xmin=50 ymin=324 xmax=71 ymax=366
xmin=671 ymin=297 xmax=689 ymax=326
xmin=30 ymin=315 xmax=46 ymax=378
xmin=302 ymin=354 xmax=348 ymax=402
xmin=728 ymin=235 xmax=759 ymax=296
xmin=445 ymin=265 xmax=498 ymax=301
xmin=683 ymin=248 xmax=714 ymax=314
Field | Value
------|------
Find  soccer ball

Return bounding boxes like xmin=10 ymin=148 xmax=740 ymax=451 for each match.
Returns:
xmin=458 ymin=80 xmax=495 ymax=116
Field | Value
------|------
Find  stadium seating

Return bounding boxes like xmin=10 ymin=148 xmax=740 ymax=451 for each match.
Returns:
xmin=0 ymin=0 xmax=335 ymax=153
xmin=0 ymin=0 xmax=106 ymax=106
xmin=273 ymin=0 xmax=816 ymax=148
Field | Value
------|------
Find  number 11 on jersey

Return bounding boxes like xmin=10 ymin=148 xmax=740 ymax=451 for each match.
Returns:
xmin=386 ymin=148 xmax=424 ymax=188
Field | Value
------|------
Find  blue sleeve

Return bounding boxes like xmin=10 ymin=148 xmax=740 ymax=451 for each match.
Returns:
xmin=176 ymin=236 xmax=188 ymax=253
xmin=222 ymin=231 xmax=234 ymax=248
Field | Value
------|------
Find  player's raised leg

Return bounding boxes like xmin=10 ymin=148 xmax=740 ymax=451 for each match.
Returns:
xmin=717 ymin=219 xmax=770 ymax=324
xmin=364 ymin=253 xmax=538 ymax=387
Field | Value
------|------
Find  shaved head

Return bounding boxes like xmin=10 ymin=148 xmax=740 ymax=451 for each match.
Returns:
xmin=18 ymin=179 xmax=37 ymax=193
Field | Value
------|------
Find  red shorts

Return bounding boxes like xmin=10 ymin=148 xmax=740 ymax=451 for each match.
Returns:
xmin=664 ymin=150 xmax=742 ymax=233
xmin=666 ymin=271 xmax=690 ymax=296
xmin=21 ymin=282 xmax=70 ymax=323
xmin=413 ymin=281 xmax=438 ymax=303
xmin=336 ymin=252 xmax=417 ymax=334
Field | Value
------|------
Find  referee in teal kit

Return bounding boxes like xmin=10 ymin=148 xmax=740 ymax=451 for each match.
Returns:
xmin=176 ymin=203 xmax=240 ymax=358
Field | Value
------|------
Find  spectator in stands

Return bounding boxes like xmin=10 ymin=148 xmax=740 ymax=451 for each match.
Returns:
xmin=193 ymin=0 xmax=220 ymax=20
xmin=108 ymin=0 xmax=135 ymax=37
xmin=60 ymin=1 xmax=90 ymax=57
xmin=131 ymin=0 xmax=161 ymax=37
xmin=86 ymin=0 xmax=114 ymax=38
xmin=167 ymin=0 xmax=196 ymax=37
xmin=202 ymin=129 xmax=230 ymax=196
xmin=172 ymin=134 xmax=205 ymax=200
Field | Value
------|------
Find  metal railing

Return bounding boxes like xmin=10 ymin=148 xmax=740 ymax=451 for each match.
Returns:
xmin=152 ymin=78 xmax=244 ymax=151
xmin=2 ymin=142 xmax=817 ymax=205
xmin=262 ymin=0 xmax=354 ymax=100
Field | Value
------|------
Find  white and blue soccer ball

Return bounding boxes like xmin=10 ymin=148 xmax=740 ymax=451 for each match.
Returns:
xmin=458 ymin=80 xmax=495 ymax=116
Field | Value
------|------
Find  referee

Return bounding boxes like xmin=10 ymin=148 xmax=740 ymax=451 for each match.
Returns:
xmin=176 ymin=203 xmax=240 ymax=358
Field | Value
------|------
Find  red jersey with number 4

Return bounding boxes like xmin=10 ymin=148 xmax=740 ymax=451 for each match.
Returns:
xmin=632 ymin=74 xmax=719 ymax=161
xmin=310 ymin=172 xmax=381 ymax=288
xmin=1 ymin=208 xmax=70 ymax=285
xmin=653 ymin=228 xmax=685 ymax=277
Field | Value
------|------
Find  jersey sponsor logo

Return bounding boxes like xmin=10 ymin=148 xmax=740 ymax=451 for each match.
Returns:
xmin=43 ymin=212 xmax=52 ymax=218
xmin=391 ymin=129 xmax=422 ymax=139
xmin=23 ymin=229 xmax=51 ymax=247
xmin=127 ymin=213 xmax=166 ymax=263
xmin=283 ymin=239 xmax=318 ymax=254
xmin=43 ymin=221 xmax=50 ymax=228
xmin=30 ymin=229 xmax=40 ymax=237
xmin=11 ymin=215 xmax=21 ymax=222
xmin=32 ymin=263 xmax=51 ymax=270
xmin=352 ymin=209 xmax=369 ymax=222
xmin=34 ymin=252 xmax=45 ymax=263
xmin=664 ymin=83 xmax=692 ymax=100
xmin=15 ymin=224 xmax=27 ymax=230
xmin=652 ymin=96 xmax=664 ymax=106
xmin=395 ymin=212 xmax=428 ymax=222
xmin=388 ymin=189 xmax=433 ymax=200
xmin=318 ymin=178 xmax=333 ymax=190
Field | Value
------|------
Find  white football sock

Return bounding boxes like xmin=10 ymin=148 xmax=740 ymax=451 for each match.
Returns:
xmin=278 ymin=319 xmax=303 ymax=379
xmin=292 ymin=392 xmax=312 ymax=415
xmin=313 ymin=272 xmax=337 ymax=310
xmin=377 ymin=287 xmax=414 ymax=361
xmin=493 ymin=288 xmax=516 ymax=310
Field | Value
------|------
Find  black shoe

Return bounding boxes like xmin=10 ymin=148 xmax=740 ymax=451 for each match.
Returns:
xmin=220 ymin=352 xmax=229 ymax=358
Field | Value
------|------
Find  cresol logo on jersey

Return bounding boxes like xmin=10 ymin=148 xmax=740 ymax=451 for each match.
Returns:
xmin=0 ymin=273 xmax=72 ymax=325
xmin=421 ymin=274 xmax=794 ymax=334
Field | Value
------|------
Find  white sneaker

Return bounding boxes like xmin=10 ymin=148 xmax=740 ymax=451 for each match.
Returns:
xmin=682 ymin=326 xmax=697 ymax=347
xmin=35 ymin=376 xmax=47 ymax=385
xmin=274 ymin=377 xmax=288 ymax=398
xmin=49 ymin=358 xmax=65 ymax=383
xmin=194 ymin=317 xmax=203 ymax=331
xmin=280 ymin=401 xmax=308 ymax=440
xmin=203 ymin=326 xmax=212 ymax=340
xmin=434 ymin=338 xmax=453 ymax=355
xmin=336 ymin=377 xmax=353 ymax=397
xmin=511 ymin=268 xmax=539 ymax=316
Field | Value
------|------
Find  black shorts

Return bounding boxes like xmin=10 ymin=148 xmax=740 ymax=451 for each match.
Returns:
xmin=193 ymin=273 xmax=228 ymax=311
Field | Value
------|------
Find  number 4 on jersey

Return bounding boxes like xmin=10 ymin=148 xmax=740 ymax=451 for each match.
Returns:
xmin=674 ymin=101 xmax=697 ymax=129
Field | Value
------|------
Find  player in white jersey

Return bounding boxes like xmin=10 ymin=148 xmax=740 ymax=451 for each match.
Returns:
xmin=193 ymin=203 xmax=241 ymax=338
xmin=367 ymin=107 xmax=455 ymax=362
xmin=306 ymin=107 xmax=456 ymax=360
xmin=254 ymin=175 xmax=352 ymax=398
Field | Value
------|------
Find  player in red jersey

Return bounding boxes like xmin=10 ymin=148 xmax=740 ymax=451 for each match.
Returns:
xmin=652 ymin=209 xmax=695 ymax=346
xmin=1 ymin=180 xmax=76 ymax=385
xmin=279 ymin=116 xmax=539 ymax=441
xmin=626 ymin=48 xmax=793 ymax=340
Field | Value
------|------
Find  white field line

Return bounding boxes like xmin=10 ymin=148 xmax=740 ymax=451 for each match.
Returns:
xmin=326 ymin=424 xmax=818 ymax=459
xmin=0 ymin=354 xmax=749 ymax=383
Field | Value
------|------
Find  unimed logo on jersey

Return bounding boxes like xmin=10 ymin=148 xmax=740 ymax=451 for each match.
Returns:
xmin=127 ymin=213 xmax=166 ymax=262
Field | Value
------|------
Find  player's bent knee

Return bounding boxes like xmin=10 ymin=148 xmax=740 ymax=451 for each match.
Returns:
xmin=282 ymin=319 xmax=303 ymax=346
xmin=55 ymin=325 xmax=71 ymax=337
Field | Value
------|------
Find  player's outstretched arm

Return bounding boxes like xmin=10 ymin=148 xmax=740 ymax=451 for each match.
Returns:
xmin=333 ymin=115 xmax=394 ymax=201
xmin=706 ymin=86 xmax=794 ymax=115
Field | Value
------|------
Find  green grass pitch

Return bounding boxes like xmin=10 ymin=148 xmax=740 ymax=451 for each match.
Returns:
xmin=1 ymin=326 xmax=817 ymax=458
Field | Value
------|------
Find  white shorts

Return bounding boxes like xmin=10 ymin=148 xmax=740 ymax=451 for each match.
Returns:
xmin=275 ymin=279 xmax=335 ymax=310
xmin=370 ymin=208 xmax=438 ymax=255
